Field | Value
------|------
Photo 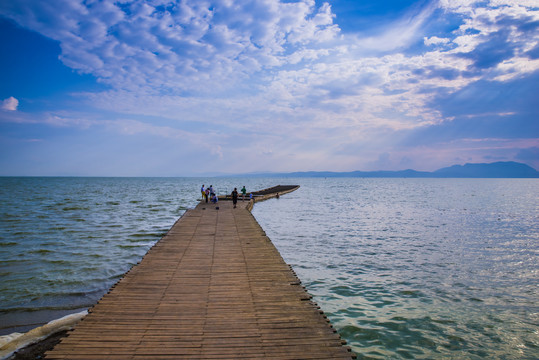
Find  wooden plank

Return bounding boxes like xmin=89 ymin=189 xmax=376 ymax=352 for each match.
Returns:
xmin=45 ymin=186 xmax=356 ymax=360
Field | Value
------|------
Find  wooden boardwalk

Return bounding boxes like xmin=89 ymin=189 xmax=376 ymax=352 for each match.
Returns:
xmin=45 ymin=186 xmax=356 ymax=359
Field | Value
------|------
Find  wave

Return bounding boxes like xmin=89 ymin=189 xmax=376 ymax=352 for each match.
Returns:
xmin=0 ymin=242 xmax=17 ymax=247
xmin=61 ymin=206 xmax=89 ymax=211
xmin=28 ymin=249 xmax=53 ymax=255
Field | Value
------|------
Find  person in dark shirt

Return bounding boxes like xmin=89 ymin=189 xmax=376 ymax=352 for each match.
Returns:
xmin=231 ymin=188 xmax=238 ymax=208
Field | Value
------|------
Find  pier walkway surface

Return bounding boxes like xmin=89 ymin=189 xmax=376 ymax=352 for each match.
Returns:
xmin=45 ymin=186 xmax=356 ymax=359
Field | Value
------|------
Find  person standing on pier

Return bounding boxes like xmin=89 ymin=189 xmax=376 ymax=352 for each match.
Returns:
xmin=232 ymin=188 xmax=238 ymax=208
xmin=241 ymin=186 xmax=247 ymax=201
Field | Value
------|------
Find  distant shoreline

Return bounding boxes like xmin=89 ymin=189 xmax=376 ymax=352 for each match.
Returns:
xmin=235 ymin=161 xmax=539 ymax=178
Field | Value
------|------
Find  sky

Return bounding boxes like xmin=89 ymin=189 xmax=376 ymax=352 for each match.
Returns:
xmin=0 ymin=0 xmax=538 ymax=176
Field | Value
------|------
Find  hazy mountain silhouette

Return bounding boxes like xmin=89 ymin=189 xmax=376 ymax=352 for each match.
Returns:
xmin=243 ymin=161 xmax=538 ymax=178
xmin=432 ymin=161 xmax=539 ymax=178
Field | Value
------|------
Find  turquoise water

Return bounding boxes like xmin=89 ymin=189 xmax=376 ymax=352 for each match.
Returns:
xmin=1 ymin=177 xmax=538 ymax=359
xmin=253 ymin=178 xmax=538 ymax=359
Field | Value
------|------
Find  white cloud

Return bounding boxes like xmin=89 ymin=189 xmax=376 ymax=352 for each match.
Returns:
xmin=424 ymin=36 xmax=450 ymax=46
xmin=1 ymin=97 xmax=19 ymax=111
xmin=3 ymin=0 xmax=535 ymax=101
xmin=1 ymin=0 xmax=341 ymax=96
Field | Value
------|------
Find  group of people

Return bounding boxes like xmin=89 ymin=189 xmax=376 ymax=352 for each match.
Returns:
xmin=200 ymin=185 xmax=249 ymax=208
xmin=200 ymin=185 xmax=218 ymax=204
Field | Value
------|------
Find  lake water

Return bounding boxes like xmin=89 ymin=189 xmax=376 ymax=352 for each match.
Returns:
xmin=1 ymin=177 xmax=537 ymax=359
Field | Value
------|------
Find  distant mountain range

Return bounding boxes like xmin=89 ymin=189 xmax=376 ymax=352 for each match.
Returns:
xmin=243 ymin=161 xmax=539 ymax=178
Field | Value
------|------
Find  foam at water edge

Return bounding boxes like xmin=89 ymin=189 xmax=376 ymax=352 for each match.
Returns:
xmin=0 ymin=310 xmax=87 ymax=359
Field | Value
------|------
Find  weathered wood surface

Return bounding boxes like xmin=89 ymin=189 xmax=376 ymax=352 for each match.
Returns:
xmin=45 ymin=187 xmax=355 ymax=359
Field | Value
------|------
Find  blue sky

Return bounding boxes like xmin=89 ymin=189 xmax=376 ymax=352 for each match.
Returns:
xmin=0 ymin=0 xmax=538 ymax=176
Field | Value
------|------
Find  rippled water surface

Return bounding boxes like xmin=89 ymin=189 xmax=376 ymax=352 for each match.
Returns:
xmin=0 ymin=177 xmax=265 ymax=333
xmin=1 ymin=177 xmax=538 ymax=359
xmin=253 ymin=178 xmax=538 ymax=359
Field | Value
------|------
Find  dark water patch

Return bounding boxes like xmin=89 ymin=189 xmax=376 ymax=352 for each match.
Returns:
xmin=430 ymin=317 xmax=456 ymax=325
xmin=340 ymin=324 xmax=381 ymax=343
xmin=398 ymin=290 xmax=424 ymax=298
xmin=117 ymin=244 xmax=141 ymax=250
xmin=0 ymin=242 xmax=18 ymax=247
xmin=65 ymin=253 xmax=104 ymax=258
xmin=11 ymin=231 xmax=36 ymax=237
xmin=128 ymin=233 xmax=152 ymax=239
xmin=28 ymin=249 xmax=53 ymax=255
xmin=44 ymin=259 xmax=71 ymax=266
xmin=62 ymin=206 xmax=89 ymax=211
xmin=103 ymin=223 xmax=124 ymax=228
xmin=335 ymin=308 xmax=366 ymax=319
xmin=128 ymin=231 xmax=163 ymax=240
xmin=330 ymin=285 xmax=358 ymax=298
xmin=469 ymin=297 xmax=483 ymax=302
